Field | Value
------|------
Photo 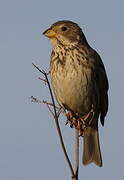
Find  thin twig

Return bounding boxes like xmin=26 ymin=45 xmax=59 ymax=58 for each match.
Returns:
xmin=32 ymin=63 xmax=75 ymax=178
xmin=74 ymin=129 xmax=79 ymax=180
xmin=38 ymin=77 xmax=47 ymax=83
xmin=31 ymin=96 xmax=59 ymax=109
xmin=46 ymin=103 xmax=55 ymax=118
xmin=31 ymin=96 xmax=64 ymax=118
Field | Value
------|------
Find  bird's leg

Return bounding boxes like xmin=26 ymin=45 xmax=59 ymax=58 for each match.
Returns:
xmin=88 ymin=106 xmax=95 ymax=125
xmin=79 ymin=105 xmax=94 ymax=124
xmin=65 ymin=106 xmax=95 ymax=136
xmin=77 ymin=105 xmax=95 ymax=136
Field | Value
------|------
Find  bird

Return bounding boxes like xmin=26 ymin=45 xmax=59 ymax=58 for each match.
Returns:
xmin=43 ymin=20 xmax=109 ymax=167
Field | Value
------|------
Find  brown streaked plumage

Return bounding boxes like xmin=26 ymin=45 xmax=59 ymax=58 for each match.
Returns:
xmin=43 ymin=20 xmax=109 ymax=167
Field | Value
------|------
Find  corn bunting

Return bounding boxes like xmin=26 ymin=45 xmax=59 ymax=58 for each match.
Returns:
xmin=43 ymin=20 xmax=109 ymax=167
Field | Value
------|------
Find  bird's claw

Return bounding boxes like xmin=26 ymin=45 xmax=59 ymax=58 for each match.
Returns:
xmin=65 ymin=106 xmax=95 ymax=136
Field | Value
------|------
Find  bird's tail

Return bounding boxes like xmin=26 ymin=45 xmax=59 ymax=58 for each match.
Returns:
xmin=83 ymin=127 xmax=102 ymax=167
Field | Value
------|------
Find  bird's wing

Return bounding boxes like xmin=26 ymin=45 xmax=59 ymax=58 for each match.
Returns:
xmin=93 ymin=50 xmax=109 ymax=126
xmin=77 ymin=45 xmax=109 ymax=126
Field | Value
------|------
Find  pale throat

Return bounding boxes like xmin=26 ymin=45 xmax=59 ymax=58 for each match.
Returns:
xmin=49 ymin=37 xmax=58 ymax=47
xmin=49 ymin=36 xmax=78 ymax=49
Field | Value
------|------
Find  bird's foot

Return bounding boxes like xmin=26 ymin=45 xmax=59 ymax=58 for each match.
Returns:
xmin=65 ymin=112 xmax=84 ymax=135
xmin=65 ymin=112 xmax=78 ymax=128
xmin=65 ymin=106 xmax=95 ymax=136
xmin=79 ymin=107 xmax=95 ymax=126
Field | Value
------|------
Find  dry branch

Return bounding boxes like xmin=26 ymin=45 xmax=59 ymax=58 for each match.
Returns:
xmin=32 ymin=63 xmax=79 ymax=180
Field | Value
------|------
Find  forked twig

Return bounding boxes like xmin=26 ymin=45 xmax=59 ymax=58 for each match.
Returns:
xmin=32 ymin=63 xmax=79 ymax=180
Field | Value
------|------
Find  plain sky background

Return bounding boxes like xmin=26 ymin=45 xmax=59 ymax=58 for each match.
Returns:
xmin=0 ymin=0 xmax=124 ymax=179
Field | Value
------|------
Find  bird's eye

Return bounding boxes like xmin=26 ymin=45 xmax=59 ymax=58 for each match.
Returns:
xmin=61 ymin=26 xmax=68 ymax=31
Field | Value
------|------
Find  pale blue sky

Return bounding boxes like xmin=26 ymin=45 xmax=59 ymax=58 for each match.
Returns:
xmin=0 ymin=0 xmax=124 ymax=179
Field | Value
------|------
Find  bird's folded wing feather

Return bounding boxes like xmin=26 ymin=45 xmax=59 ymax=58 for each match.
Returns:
xmin=94 ymin=51 xmax=109 ymax=126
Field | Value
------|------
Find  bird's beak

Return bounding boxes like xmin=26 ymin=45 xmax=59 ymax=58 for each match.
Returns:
xmin=43 ymin=28 xmax=56 ymax=38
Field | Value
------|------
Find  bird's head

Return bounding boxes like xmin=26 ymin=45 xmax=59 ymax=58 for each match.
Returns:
xmin=43 ymin=20 xmax=88 ymax=47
